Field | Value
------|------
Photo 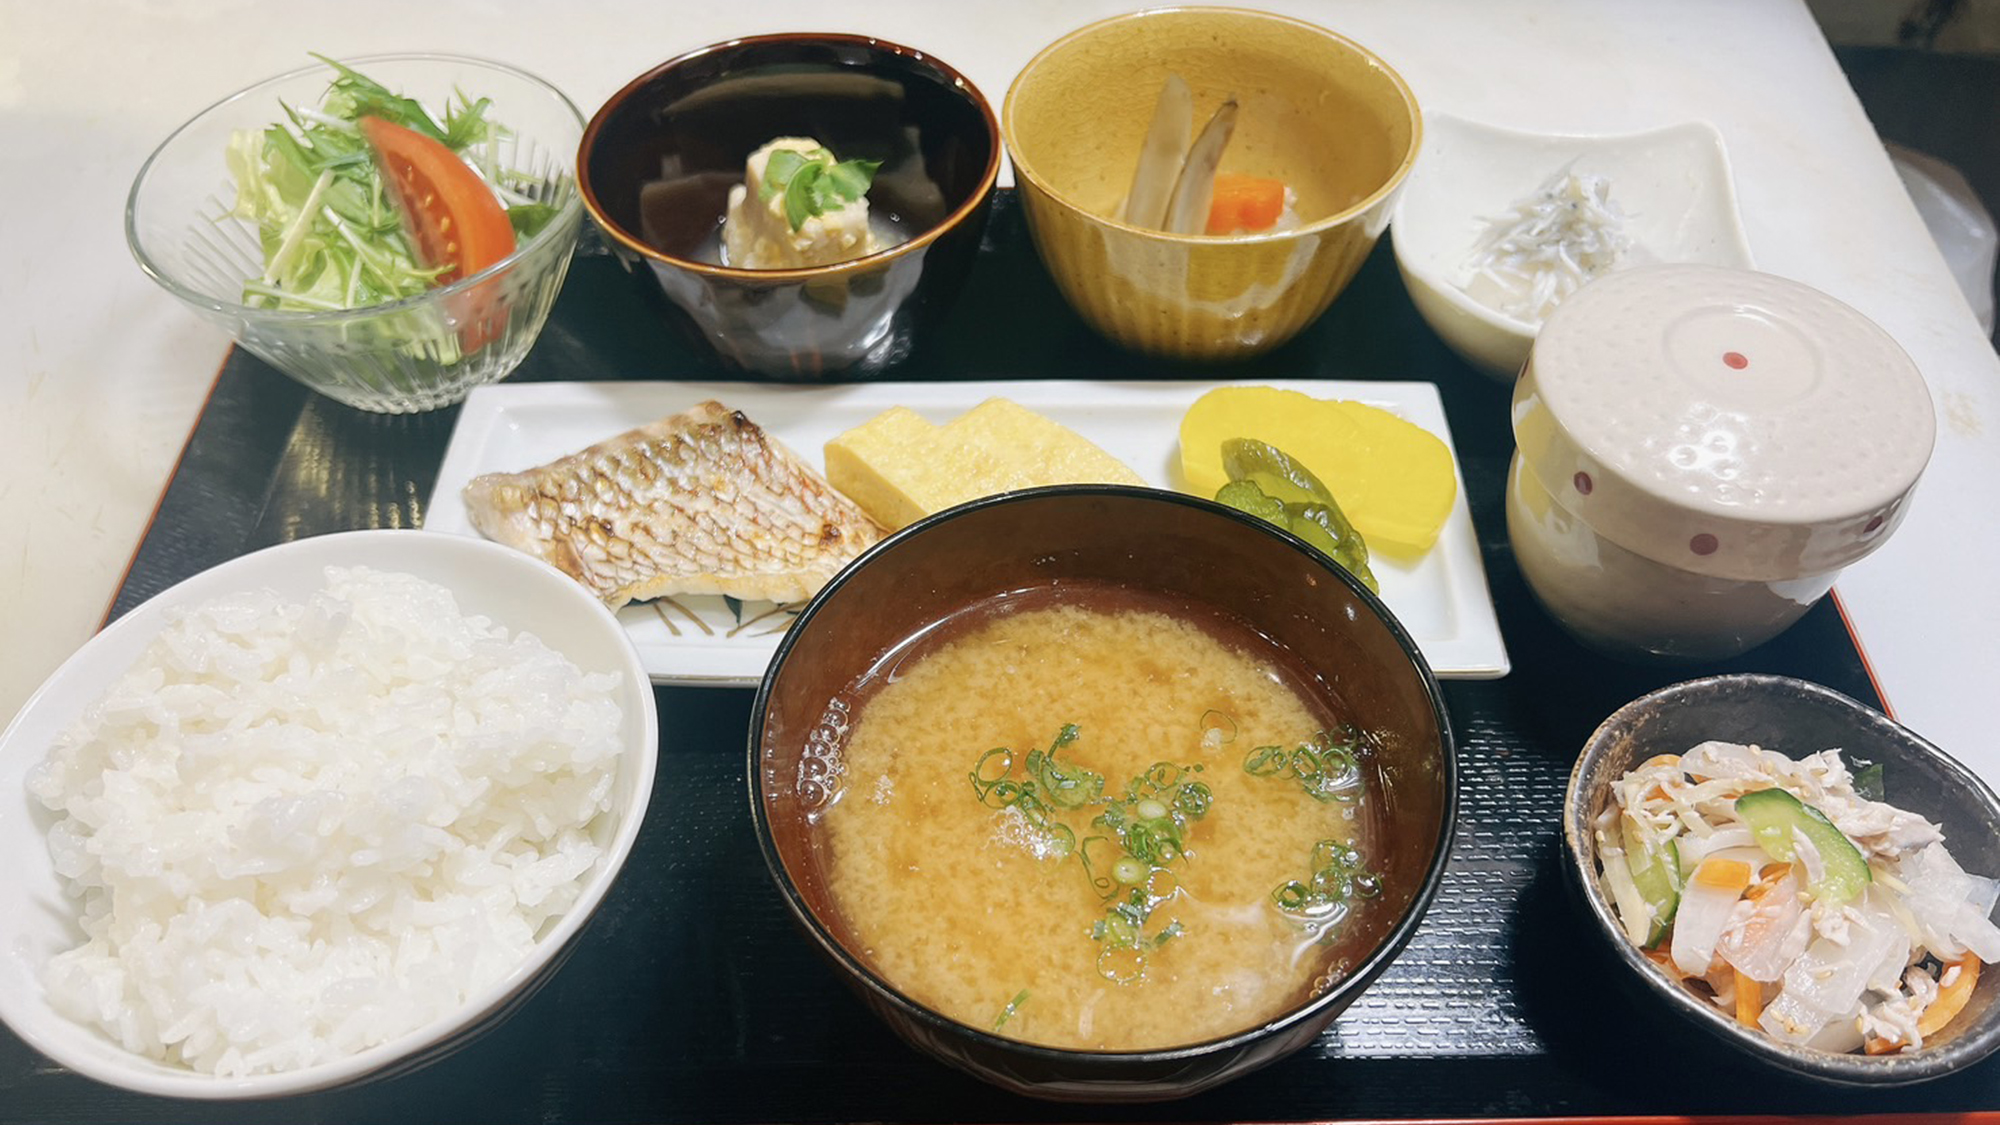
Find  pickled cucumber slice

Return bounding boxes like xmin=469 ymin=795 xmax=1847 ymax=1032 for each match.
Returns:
xmin=1220 ymin=437 xmax=1334 ymax=509
xmin=1177 ymin=386 xmax=1457 ymax=555
xmin=1216 ymin=440 xmax=1377 ymax=592
xmin=1214 ymin=478 xmax=1285 ymax=523
xmin=1180 ymin=387 xmax=1364 ymax=505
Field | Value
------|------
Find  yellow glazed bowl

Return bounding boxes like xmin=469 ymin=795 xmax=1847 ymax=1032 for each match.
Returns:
xmin=1004 ymin=7 xmax=1421 ymax=362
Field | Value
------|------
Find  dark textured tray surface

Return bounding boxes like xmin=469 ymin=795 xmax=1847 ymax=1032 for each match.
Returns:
xmin=9 ymin=192 xmax=1996 ymax=1123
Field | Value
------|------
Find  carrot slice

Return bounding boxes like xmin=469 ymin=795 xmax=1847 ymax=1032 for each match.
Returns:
xmin=1743 ymin=862 xmax=1793 ymax=903
xmin=1643 ymin=945 xmax=1685 ymax=980
xmin=1205 ymin=173 xmax=1287 ymax=234
xmin=1694 ymin=856 xmax=1753 ymax=891
xmin=1918 ymin=955 xmax=1982 ymax=1038
xmin=1733 ymin=968 xmax=1763 ymax=1028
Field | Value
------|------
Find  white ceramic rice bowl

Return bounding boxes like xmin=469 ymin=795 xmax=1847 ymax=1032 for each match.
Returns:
xmin=0 ymin=530 xmax=658 ymax=1098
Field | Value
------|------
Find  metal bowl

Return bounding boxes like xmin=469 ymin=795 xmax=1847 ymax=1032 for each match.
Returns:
xmin=1563 ymin=673 xmax=2000 ymax=1085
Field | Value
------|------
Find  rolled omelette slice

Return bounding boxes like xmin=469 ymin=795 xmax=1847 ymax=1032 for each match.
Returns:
xmin=825 ymin=397 xmax=1146 ymax=531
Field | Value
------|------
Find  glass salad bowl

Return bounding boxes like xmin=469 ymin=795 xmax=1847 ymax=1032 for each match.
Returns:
xmin=127 ymin=54 xmax=585 ymax=414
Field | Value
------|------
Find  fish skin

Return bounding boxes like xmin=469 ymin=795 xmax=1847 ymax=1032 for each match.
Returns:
xmin=461 ymin=401 xmax=885 ymax=608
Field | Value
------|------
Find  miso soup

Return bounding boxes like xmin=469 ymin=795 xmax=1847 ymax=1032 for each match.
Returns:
xmin=815 ymin=589 xmax=1382 ymax=1051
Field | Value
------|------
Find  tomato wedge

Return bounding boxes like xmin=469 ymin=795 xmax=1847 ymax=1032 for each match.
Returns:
xmin=359 ymin=115 xmax=516 ymax=351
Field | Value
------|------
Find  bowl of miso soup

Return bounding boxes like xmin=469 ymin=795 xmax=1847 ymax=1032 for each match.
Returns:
xmin=750 ymin=485 xmax=1457 ymax=1101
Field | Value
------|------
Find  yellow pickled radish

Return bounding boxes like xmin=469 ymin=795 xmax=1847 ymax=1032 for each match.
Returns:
xmin=1179 ymin=387 xmax=1366 ymax=506
xmin=1331 ymin=400 xmax=1458 ymax=555
xmin=1178 ymin=386 xmax=1457 ymax=555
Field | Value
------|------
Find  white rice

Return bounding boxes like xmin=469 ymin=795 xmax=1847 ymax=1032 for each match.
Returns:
xmin=27 ymin=566 xmax=624 ymax=1077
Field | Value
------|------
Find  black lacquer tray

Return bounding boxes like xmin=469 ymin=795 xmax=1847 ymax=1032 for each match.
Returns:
xmin=8 ymin=192 xmax=1998 ymax=1124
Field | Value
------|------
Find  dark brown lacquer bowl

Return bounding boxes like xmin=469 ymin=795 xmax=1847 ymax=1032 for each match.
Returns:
xmin=578 ymin=34 xmax=999 ymax=379
xmin=1565 ymin=674 xmax=2000 ymax=1085
xmin=749 ymin=487 xmax=1457 ymax=1101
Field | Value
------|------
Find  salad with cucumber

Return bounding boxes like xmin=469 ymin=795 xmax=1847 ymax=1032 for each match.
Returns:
xmin=1597 ymin=740 xmax=1998 ymax=1054
xmin=226 ymin=56 xmax=559 ymax=350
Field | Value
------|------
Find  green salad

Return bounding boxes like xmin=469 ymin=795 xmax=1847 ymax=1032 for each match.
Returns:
xmin=225 ymin=55 xmax=557 ymax=317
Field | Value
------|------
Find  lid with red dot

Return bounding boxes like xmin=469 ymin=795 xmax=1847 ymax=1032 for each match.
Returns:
xmin=1513 ymin=264 xmax=1935 ymax=581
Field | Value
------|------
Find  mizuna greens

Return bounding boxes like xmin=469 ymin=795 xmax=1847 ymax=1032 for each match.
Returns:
xmin=225 ymin=56 xmax=557 ymax=316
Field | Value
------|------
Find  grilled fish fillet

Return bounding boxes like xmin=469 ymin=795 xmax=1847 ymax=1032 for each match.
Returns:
xmin=460 ymin=401 xmax=885 ymax=608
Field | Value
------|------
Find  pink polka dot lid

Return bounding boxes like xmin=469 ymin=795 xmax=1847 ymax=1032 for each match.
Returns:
xmin=1512 ymin=264 xmax=1935 ymax=581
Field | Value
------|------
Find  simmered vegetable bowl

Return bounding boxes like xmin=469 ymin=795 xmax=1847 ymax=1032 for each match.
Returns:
xmin=1597 ymin=741 xmax=2000 ymax=1054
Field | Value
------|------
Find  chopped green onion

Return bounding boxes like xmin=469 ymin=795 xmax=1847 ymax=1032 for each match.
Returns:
xmin=970 ymin=745 xmax=1077 ymax=860
xmin=1244 ymin=745 xmax=1288 ymax=775
xmin=1271 ymin=838 xmax=1376 ymax=940
xmin=971 ymin=746 xmax=1013 ymax=789
xmin=1025 ymin=725 xmax=1103 ymax=809
xmin=993 ymin=988 xmax=1030 ymax=1033
xmin=1201 ymin=710 xmax=1238 ymax=747
xmin=1244 ymin=726 xmax=1368 ymax=803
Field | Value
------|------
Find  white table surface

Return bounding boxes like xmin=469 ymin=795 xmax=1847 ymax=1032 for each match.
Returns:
xmin=4 ymin=1 xmax=1996 ymax=781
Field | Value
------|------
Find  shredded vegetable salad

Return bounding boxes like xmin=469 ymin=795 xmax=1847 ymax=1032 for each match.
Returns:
xmin=225 ymin=55 xmax=557 ymax=315
xmin=1462 ymin=167 xmax=1634 ymax=325
xmin=1597 ymin=741 xmax=1997 ymax=1054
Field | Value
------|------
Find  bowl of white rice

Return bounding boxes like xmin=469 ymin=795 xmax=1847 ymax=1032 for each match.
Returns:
xmin=0 ymin=530 xmax=657 ymax=1098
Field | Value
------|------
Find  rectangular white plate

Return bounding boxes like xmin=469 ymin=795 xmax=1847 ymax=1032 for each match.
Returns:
xmin=426 ymin=380 xmax=1511 ymax=683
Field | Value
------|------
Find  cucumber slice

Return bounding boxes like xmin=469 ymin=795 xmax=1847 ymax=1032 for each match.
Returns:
xmin=1214 ymin=479 xmax=1286 ymax=523
xmin=1736 ymin=787 xmax=1871 ymax=905
xmin=1620 ymin=812 xmax=1682 ymax=945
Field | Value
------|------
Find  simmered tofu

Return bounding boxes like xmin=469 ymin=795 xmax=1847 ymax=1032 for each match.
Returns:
xmin=723 ymin=138 xmax=880 ymax=269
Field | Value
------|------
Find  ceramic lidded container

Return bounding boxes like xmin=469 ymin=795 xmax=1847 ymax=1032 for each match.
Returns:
xmin=1507 ymin=264 xmax=1935 ymax=661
